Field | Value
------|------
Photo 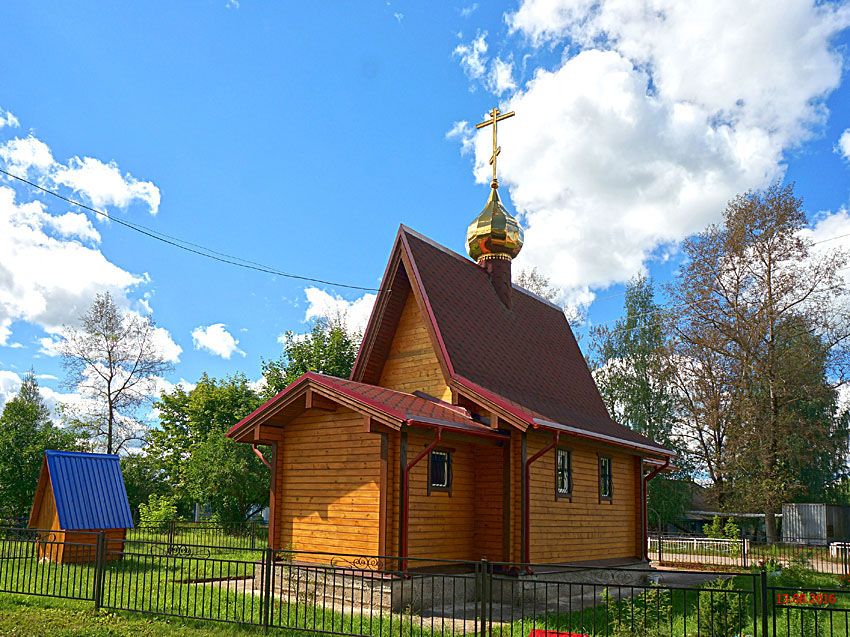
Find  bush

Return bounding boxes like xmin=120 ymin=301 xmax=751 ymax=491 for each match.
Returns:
xmin=698 ymin=578 xmax=749 ymax=637
xmin=138 ymin=494 xmax=178 ymax=533
xmin=608 ymin=585 xmax=672 ymax=637
xmin=722 ymin=517 xmax=740 ymax=540
xmin=705 ymin=515 xmax=740 ymax=540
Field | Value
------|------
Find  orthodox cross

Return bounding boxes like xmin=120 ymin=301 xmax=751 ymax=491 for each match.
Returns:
xmin=475 ymin=107 xmax=515 ymax=188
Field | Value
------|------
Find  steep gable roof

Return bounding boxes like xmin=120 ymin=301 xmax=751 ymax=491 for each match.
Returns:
xmin=30 ymin=451 xmax=133 ymax=530
xmin=353 ymin=226 xmax=672 ymax=456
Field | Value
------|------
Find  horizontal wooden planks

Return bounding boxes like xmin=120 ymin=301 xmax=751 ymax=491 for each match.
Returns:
xmin=278 ymin=408 xmax=382 ymax=559
xmin=524 ymin=430 xmax=640 ymax=563
xmin=378 ymin=290 xmax=451 ymax=401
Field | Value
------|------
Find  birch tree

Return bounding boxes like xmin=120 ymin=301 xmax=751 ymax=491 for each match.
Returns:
xmin=58 ymin=292 xmax=173 ymax=454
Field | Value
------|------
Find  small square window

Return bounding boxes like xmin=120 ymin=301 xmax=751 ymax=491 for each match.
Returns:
xmin=429 ymin=450 xmax=451 ymax=492
xmin=599 ymin=456 xmax=613 ymax=500
xmin=556 ymin=448 xmax=572 ymax=497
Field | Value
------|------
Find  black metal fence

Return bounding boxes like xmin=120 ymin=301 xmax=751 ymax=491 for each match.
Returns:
xmin=4 ymin=526 xmax=850 ymax=635
xmin=650 ymin=532 xmax=850 ymax=575
xmin=126 ymin=520 xmax=268 ymax=552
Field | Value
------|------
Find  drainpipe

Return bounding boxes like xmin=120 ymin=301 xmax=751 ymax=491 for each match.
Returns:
xmin=522 ymin=430 xmax=559 ymax=567
xmin=642 ymin=458 xmax=670 ymax=561
xmin=400 ymin=424 xmax=442 ymax=572
xmin=252 ymin=444 xmax=271 ymax=470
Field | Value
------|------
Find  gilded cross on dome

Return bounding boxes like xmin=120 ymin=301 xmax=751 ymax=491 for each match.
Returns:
xmin=475 ymin=107 xmax=515 ymax=188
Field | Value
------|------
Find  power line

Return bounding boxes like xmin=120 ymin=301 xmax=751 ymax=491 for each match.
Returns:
xmin=0 ymin=167 xmax=382 ymax=293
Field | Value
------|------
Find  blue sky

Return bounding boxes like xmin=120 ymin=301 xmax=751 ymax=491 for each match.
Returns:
xmin=1 ymin=1 xmax=850 ymax=416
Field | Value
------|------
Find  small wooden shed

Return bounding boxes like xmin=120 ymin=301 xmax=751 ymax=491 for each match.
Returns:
xmin=28 ymin=450 xmax=134 ymax=563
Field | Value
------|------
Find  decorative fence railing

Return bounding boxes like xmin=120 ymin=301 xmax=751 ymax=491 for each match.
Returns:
xmin=3 ymin=525 xmax=850 ymax=635
xmin=649 ymin=532 xmax=850 ymax=575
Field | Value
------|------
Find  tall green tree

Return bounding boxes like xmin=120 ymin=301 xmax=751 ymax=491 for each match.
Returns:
xmin=670 ymin=183 xmax=850 ymax=541
xmin=262 ymin=318 xmax=358 ymax=397
xmin=0 ymin=372 xmax=78 ymax=519
xmin=590 ymin=276 xmax=687 ymax=524
xmin=146 ymin=373 xmax=266 ymax=522
xmin=590 ymin=276 xmax=678 ymax=446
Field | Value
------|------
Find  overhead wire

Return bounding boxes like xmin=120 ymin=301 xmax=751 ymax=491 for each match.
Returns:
xmin=0 ymin=167 xmax=382 ymax=293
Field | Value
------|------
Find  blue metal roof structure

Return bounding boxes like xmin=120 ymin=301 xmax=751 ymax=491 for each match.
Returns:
xmin=45 ymin=450 xmax=134 ymax=530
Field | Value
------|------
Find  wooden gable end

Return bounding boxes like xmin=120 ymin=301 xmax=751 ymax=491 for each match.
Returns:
xmin=378 ymin=290 xmax=451 ymax=401
xmin=352 ymin=229 xmax=452 ymax=401
xmin=28 ymin=461 xmax=59 ymax=531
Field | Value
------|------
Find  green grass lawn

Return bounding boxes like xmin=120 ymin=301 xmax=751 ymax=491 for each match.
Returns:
xmin=0 ymin=594 xmax=278 ymax=637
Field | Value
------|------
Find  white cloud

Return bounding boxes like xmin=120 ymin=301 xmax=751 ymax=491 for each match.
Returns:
xmin=302 ymin=287 xmax=377 ymax=337
xmin=53 ymin=156 xmax=161 ymax=215
xmin=0 ymin=186 xmax=144 ymax=344
xmin=0 ymin=134 xmax=160 ymax=216
xmin=0 ymin=136 xmax=54 ymax=173
xmin=0 ymin=123 xmax=174 ymax=358
xmin=488 ymin=58 xmax=517 ymax=95
xmin=445 ymin=120 xmax=475 ymax=155
xmin=248 ymin=376 xmax=267 ymax=394
xmin=0 ymin=108 xmax=18 ymax=129
xmin=6 ymin=342 xmax=23 ymax=349
xmin=454 ymin=31 xmax=489 ymax=80
xmin=151 ymin=324 xmax=183 ymax=363
xmin=839 ymin=129 xmax=850 ymax=161
xmin=0 ymin=368 xmax=82 ymax=421
xmin=452 ymin=0 xmax=850 ymax=306
xmin=0 ymin=320 xmax=11 ymax=347
xmin=38 ymin=334 xmax=63 ymax=357
xmin=191 ymin=323 xmax=245 ymax=359
xmin=461 ymin=3 xmax=479 ymax=18
xmin=0 ymin=370 xmax=22 ymax=411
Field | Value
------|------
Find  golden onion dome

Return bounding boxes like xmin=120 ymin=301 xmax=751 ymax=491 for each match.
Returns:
xmin=466 ymin=186 xmax=524 ymax=262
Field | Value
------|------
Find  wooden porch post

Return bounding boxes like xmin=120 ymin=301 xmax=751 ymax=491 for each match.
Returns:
xmin=398 ymin=426 xmax=407 ymax=569
xmin=268 ymin=442 xmax=278 ymax=550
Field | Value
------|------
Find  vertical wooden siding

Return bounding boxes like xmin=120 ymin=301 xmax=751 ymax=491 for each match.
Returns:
xmin=524 ymin=430 xmax=640 ymax=563
xmin=378 ymin=291 xmax=451 ymax=401
xmin=278 ymin=408 xmax=382 ymax=559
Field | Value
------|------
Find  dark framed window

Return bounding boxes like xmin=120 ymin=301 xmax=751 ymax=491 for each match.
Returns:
xmin=556 ymin=448 xmax=572 ymax=497
xmin=428 ymin=450 xmax=452 ymax=493
xmin=599 ymin=456 xmax=613 ymax=500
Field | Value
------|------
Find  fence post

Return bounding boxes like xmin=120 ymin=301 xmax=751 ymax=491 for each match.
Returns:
xmin=93 ymin=531 xmax=105 ymax=611
xmin=478 ymin=559 xmax=491 ymax=637
xmin=741 ymin=527 xmax=748 ymax=569
xmin=657 ymin=534 xmax=663 ymax=563
xmin=168 ymin=519 xmax=176 ymax=548
xmin=262 ymin=547 xmax=274 ymax=632
xmin=759 ymin=568 xmax=768 ymax=637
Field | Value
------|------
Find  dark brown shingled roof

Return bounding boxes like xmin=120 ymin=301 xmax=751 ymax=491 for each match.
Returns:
xmin=398 ymin=227 xmax=667 ymax=452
